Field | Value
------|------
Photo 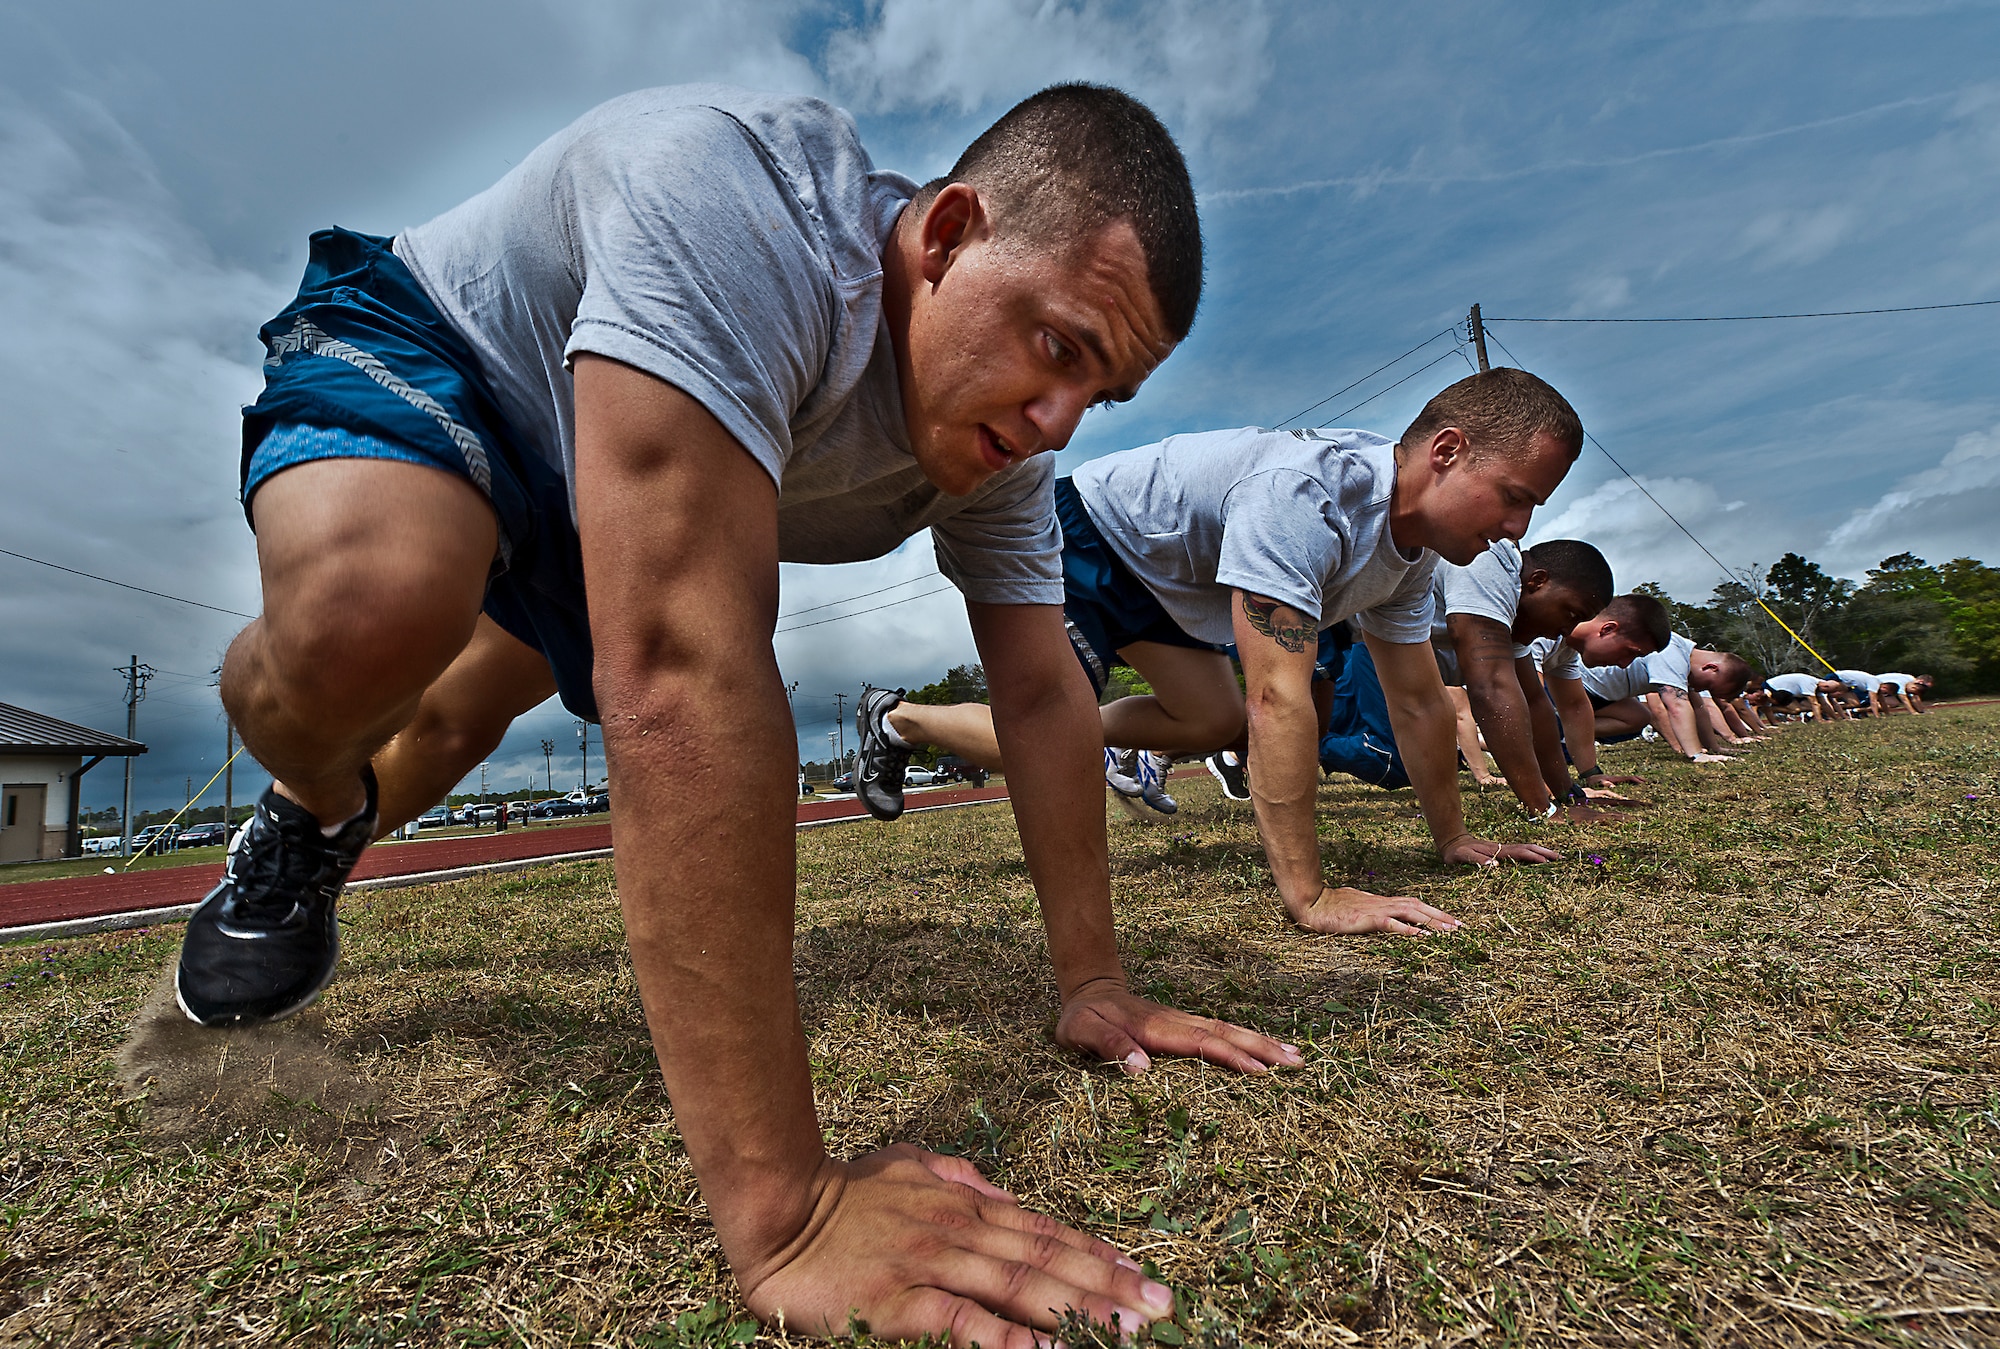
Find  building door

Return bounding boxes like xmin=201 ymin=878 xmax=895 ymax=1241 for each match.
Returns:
xmin=1 ymin=784 xmax=49 ymax=863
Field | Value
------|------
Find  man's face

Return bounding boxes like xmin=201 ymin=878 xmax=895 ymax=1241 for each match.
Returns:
xmin=1816 ymin=679 xmax=1845 ymax=695
xmin=1409 ymin=429 xmax=1575 ymax=566
xmin=1514 ymin=578 xmax=1601 ymax=644
xmin=1689 ymin=651 xmax=1740 ymax=697
xmin=893 ymin=188 xmax=1174 ymax=497
xmin=1568 ymin=617 xmax=1655 ymax=668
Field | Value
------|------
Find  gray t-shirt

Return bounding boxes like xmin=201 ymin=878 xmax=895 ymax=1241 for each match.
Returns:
xmin=1876 ymin=672 xmax=1917 ymax=692
xmin=1523 ymin=634 xmax=1587 ymax=682
xmin=396 ymin=84 xmax=1060 ymax=605
xmin=1642 ymin=632 xmax=1697 ymax=691
xmin=1068 ymin=427 xmax=1436 ymax=647
xmin=1766 ymin=672 xmax=1821 ymax=697
xmin=1835 ymin=669 xmax=1881 ymax=694
xmin=1580 ymin=659 xmax=1651 ymax=702
xmin=1429 ymin=541 xmax=1531 ymax=684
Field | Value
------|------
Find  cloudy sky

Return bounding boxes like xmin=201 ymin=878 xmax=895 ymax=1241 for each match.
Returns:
xmin=2 ymin=0 xmax=1996 ymax=814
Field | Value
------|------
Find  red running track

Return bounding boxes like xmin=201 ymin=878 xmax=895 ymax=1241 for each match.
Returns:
xmin=1 ymin=784 xmax=1014 ymax=931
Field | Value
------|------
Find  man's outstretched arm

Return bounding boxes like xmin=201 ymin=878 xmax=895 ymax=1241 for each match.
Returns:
xmin=574 ymin=357 xmax=1175 ymax=1346
xmin=1447 ymin=613 xmax=1570 ymax=815
xmin=1230 ymin=593 xmax=1461 ymax=935
xmin=1366 ymin=632 xmax=1560 ymax=867
xmin=967 ymin=599 xmax=1300 ymax=1071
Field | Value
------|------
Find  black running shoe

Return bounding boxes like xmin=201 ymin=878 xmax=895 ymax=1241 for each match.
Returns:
xmin=1205 ymin=750 xmax=1251 ymax=802
xmin=175 ymin=768 xmax=378 ymax=1026
xmin=855 ymin=686 xmax=912 ymax=821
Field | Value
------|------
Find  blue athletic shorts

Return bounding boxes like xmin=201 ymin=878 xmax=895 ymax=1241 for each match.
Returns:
xmin=241 ymin=228 xmax=598 ymax=720
xmin=1056 ymin=478 xmax=1217 ymax=695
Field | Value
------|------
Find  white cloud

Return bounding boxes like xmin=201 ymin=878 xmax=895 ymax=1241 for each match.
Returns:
xmin=0 ymin=94 xmax=282 ymax=807
xmin=1823 ymin=422 xmax=2000 ymax=572
xmin=1527 ymin=475 xmax=1754 ymax=601
xmin=822 ymin=0 xmax=1273 ymax=135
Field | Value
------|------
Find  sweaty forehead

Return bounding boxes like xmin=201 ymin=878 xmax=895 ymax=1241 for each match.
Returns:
xmin=1040 ymin=219 xmax=1175 ymax=385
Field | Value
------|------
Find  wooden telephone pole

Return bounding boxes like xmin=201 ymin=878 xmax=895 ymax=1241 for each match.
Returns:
xmin=1468 ymin=304 xmax=1490 ymax=372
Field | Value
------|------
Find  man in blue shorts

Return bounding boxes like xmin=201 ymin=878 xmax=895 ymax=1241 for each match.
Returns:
xmin=174 ymin=84 xmax=1291 ymax=1345
xmin=860 ymin=369 xmax=1581 ymax=936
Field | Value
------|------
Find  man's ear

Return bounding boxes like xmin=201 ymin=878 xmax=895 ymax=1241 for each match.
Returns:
xmin=1520 ymin=565 xmax=1551 ymax=595
xmin=918 ymin=183 xmax=986 ymax=286
xmin=1428 ymin=426 xmax=1468 ymax=471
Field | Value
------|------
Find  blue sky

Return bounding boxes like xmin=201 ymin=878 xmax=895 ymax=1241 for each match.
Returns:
xmin=2 ymin=0 xmax=1996 ymax=812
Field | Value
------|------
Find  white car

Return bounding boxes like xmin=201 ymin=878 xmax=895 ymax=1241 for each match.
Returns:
xmin=81 ymin=835 xmax=123 ymax=855
xmin=903 ymin=766 xmax=940 ymax=787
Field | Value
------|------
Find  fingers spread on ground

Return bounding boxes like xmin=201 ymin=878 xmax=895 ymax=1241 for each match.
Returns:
xmin=930 ymin=1248 xmax=1158 ymax=1344
xmin=977 ymin=1197 xmax=1131 ymax=1267
xmin=961 ymin=1214 xmax=1171 ymax=1315
xmin=920 ymin=1150 xmax=1016 ymax=1202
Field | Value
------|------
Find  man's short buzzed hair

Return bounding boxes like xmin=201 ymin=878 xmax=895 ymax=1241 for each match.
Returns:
xmin=1401 ymin=368 xmax=1584 ymax=460
xmin=1525 ymin=538 xmax=1613 ymax=612
xmin=1601 ymin=593 xmax=1672 ymax=651
xmin=918 ymin=83 xmax=1203 ymax=342
xmin=1708 ymin=652 xmax=1754 ymax=699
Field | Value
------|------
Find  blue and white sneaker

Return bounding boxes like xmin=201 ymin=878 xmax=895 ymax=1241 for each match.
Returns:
xmin=855 ymin=686 xmax=913 ymax=822
xmin=1106 ymin=747 xmax=1178 ymax=818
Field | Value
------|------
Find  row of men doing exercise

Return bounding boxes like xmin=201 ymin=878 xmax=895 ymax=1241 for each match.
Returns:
xmin=174 ymin=80 xmax=1923 ymax=1344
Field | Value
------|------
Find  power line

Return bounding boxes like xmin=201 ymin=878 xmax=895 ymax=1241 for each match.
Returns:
xmin=773 ymin=584 xmax=958 ymax=635
xmin=1273 ymin=327 xmax=1457 ymax=428
xmin=1483 ymin=327 xmax=1839 ymax=673
xmin=777 ymin=571 xmax=941 ymax=620
xmin=1316 ymin=346 xmax=1468 ymax=427
xmin=1489 ymin=298 xmax=2000 ymax=323
xmin=0 ymin=546 xmax=254 ymax=619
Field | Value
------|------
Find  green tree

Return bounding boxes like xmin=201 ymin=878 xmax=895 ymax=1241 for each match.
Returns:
xmin=903 ymin=663 xmax=988 ymax=706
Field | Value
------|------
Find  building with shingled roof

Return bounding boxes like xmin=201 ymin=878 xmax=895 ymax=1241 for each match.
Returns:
xmin=0 ymin=702 xmax=145 ymax=862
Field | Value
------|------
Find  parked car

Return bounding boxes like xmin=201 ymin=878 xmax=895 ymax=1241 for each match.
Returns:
xmin=131 ymin=824 xmax=180 ymax=853
xmin=417 ymin=806 xmax=454 ymax=829
xmin=585 ymin=792 xmax=610 ymax=813
xmin=831 ymin=771 xmax=856 ymax=793
xmin=177 ymin=822 xmax=229 ymax=848
xmin=532 ymin=798 xmax=586 ymax=819
xmin=903 ymin=766 xmax=939 ymax=787
xmin=466 ymin=803 xmax=500 ymax=824
xmin=81 ymin=834 xmax=123 ymax=855
xmin=935 ymin=756 xmax=989 ymax=787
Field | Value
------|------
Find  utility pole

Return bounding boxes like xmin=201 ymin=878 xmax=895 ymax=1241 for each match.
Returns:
xmin=828 ymin=730 xmax=839 ymax=784
xmin=576 ymin=719 xmax=590 ymax=792
xmin=540 ymin=738 xmax=555 ymax=797
xmin=1468 ymin=303 xmax=1490 ymax=372
xmin=224 ymin=718 xmax=235 ymax=829
xmin=118 ymin=655 xmax=153 ymax=857
xmin=480 ymin=761 xmax=490 ymax=804
xmin=831 ymin=692 xmax=847 ymax=765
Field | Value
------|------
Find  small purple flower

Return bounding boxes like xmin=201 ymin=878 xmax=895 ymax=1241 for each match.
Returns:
xmin=1364 ymin=870 xmax=1377 ymax=878
xmin=1588 ymin=855 xmax=1606 ymax=867
xmin=1967 ymin=795 xmax=1979 ymax=801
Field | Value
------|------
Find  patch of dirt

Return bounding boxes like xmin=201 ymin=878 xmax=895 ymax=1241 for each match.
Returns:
xmin=115 ymin=964 xmax=417 ymax=1173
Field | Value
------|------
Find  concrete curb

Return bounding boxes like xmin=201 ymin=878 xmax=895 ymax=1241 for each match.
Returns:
xmin=4 ymin=793 xmax=1012 ymax=944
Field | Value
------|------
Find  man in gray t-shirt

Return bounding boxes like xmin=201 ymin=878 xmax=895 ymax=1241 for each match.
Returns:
xmin=885 ymin=369 xmax=1592 ymax=935
xmin=175 ymin=83 xmax=1279 ymax=1346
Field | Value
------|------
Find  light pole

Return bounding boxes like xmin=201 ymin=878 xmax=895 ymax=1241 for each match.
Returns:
xmin=576 ymin=719 xmax=590 ymax=793
xmin=540 ymin=738 xmax=555 ymax=797
xmin=479 ymin=760 xmax=490 ymax=805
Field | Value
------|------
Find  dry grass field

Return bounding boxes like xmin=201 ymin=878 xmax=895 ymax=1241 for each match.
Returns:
xmin=3 ymin=707 xmax=1997 ymax=1347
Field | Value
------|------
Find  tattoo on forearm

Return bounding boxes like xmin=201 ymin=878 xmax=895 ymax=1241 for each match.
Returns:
xmin=1242 ymin=594 xmax=1311 ymax=653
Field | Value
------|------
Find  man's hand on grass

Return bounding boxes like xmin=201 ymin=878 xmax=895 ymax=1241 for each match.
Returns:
xmin=739 ymin=1144 xmax=1174 ymax=1347
xmin=1581 ymin=786 xmax=1644 ymax=806
xmin=1583 ymin=772 xmax=1647 ymax=787
xmin=1056 ymin=979 xmax=1303 ymax=1075
xmin=1291 ymin=885 xmax=1462 ymax=937
xmin=1441 ymin=834 xmax=1561 ymax=867
xmin=1687 ymin=753 xmax=1734 ymax=765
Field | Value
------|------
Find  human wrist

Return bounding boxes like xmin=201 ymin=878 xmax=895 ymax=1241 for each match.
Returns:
xmin=1520 ymin=799 xmax=1558 ymax=821
xmin=715 ymin=1151 xmax=845 ymax=1295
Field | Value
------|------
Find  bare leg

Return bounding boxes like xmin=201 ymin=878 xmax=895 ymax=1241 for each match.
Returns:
xmin=885 ymin=701 xmax=1004 ymax=769
xmin=222 ymin=459 xmax=498 ymax=824
xmin=1101 ymin=643 xmax=1244 ymax=755
xmin=371 ymin=615 xmax=561 ymax=834
xmin=1592 ymin=696 xmax=1651 ymax=738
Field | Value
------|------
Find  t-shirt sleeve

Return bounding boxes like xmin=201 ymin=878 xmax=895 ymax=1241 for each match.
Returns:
xmin=1645 ymin=639 xmax=1692 ymax=691
xmin=1439 ymin=547 xmax=1524 ymax=653
xmin=1357 ymin=554 xmax=1437 ymax=645
xmin=559 ymin=107 xmax=837 ymax=487
xmin=930 ymin=456 xmax=1064 ymax=606
xmin=1212 ymin=470 xmax=1345 ymax=623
